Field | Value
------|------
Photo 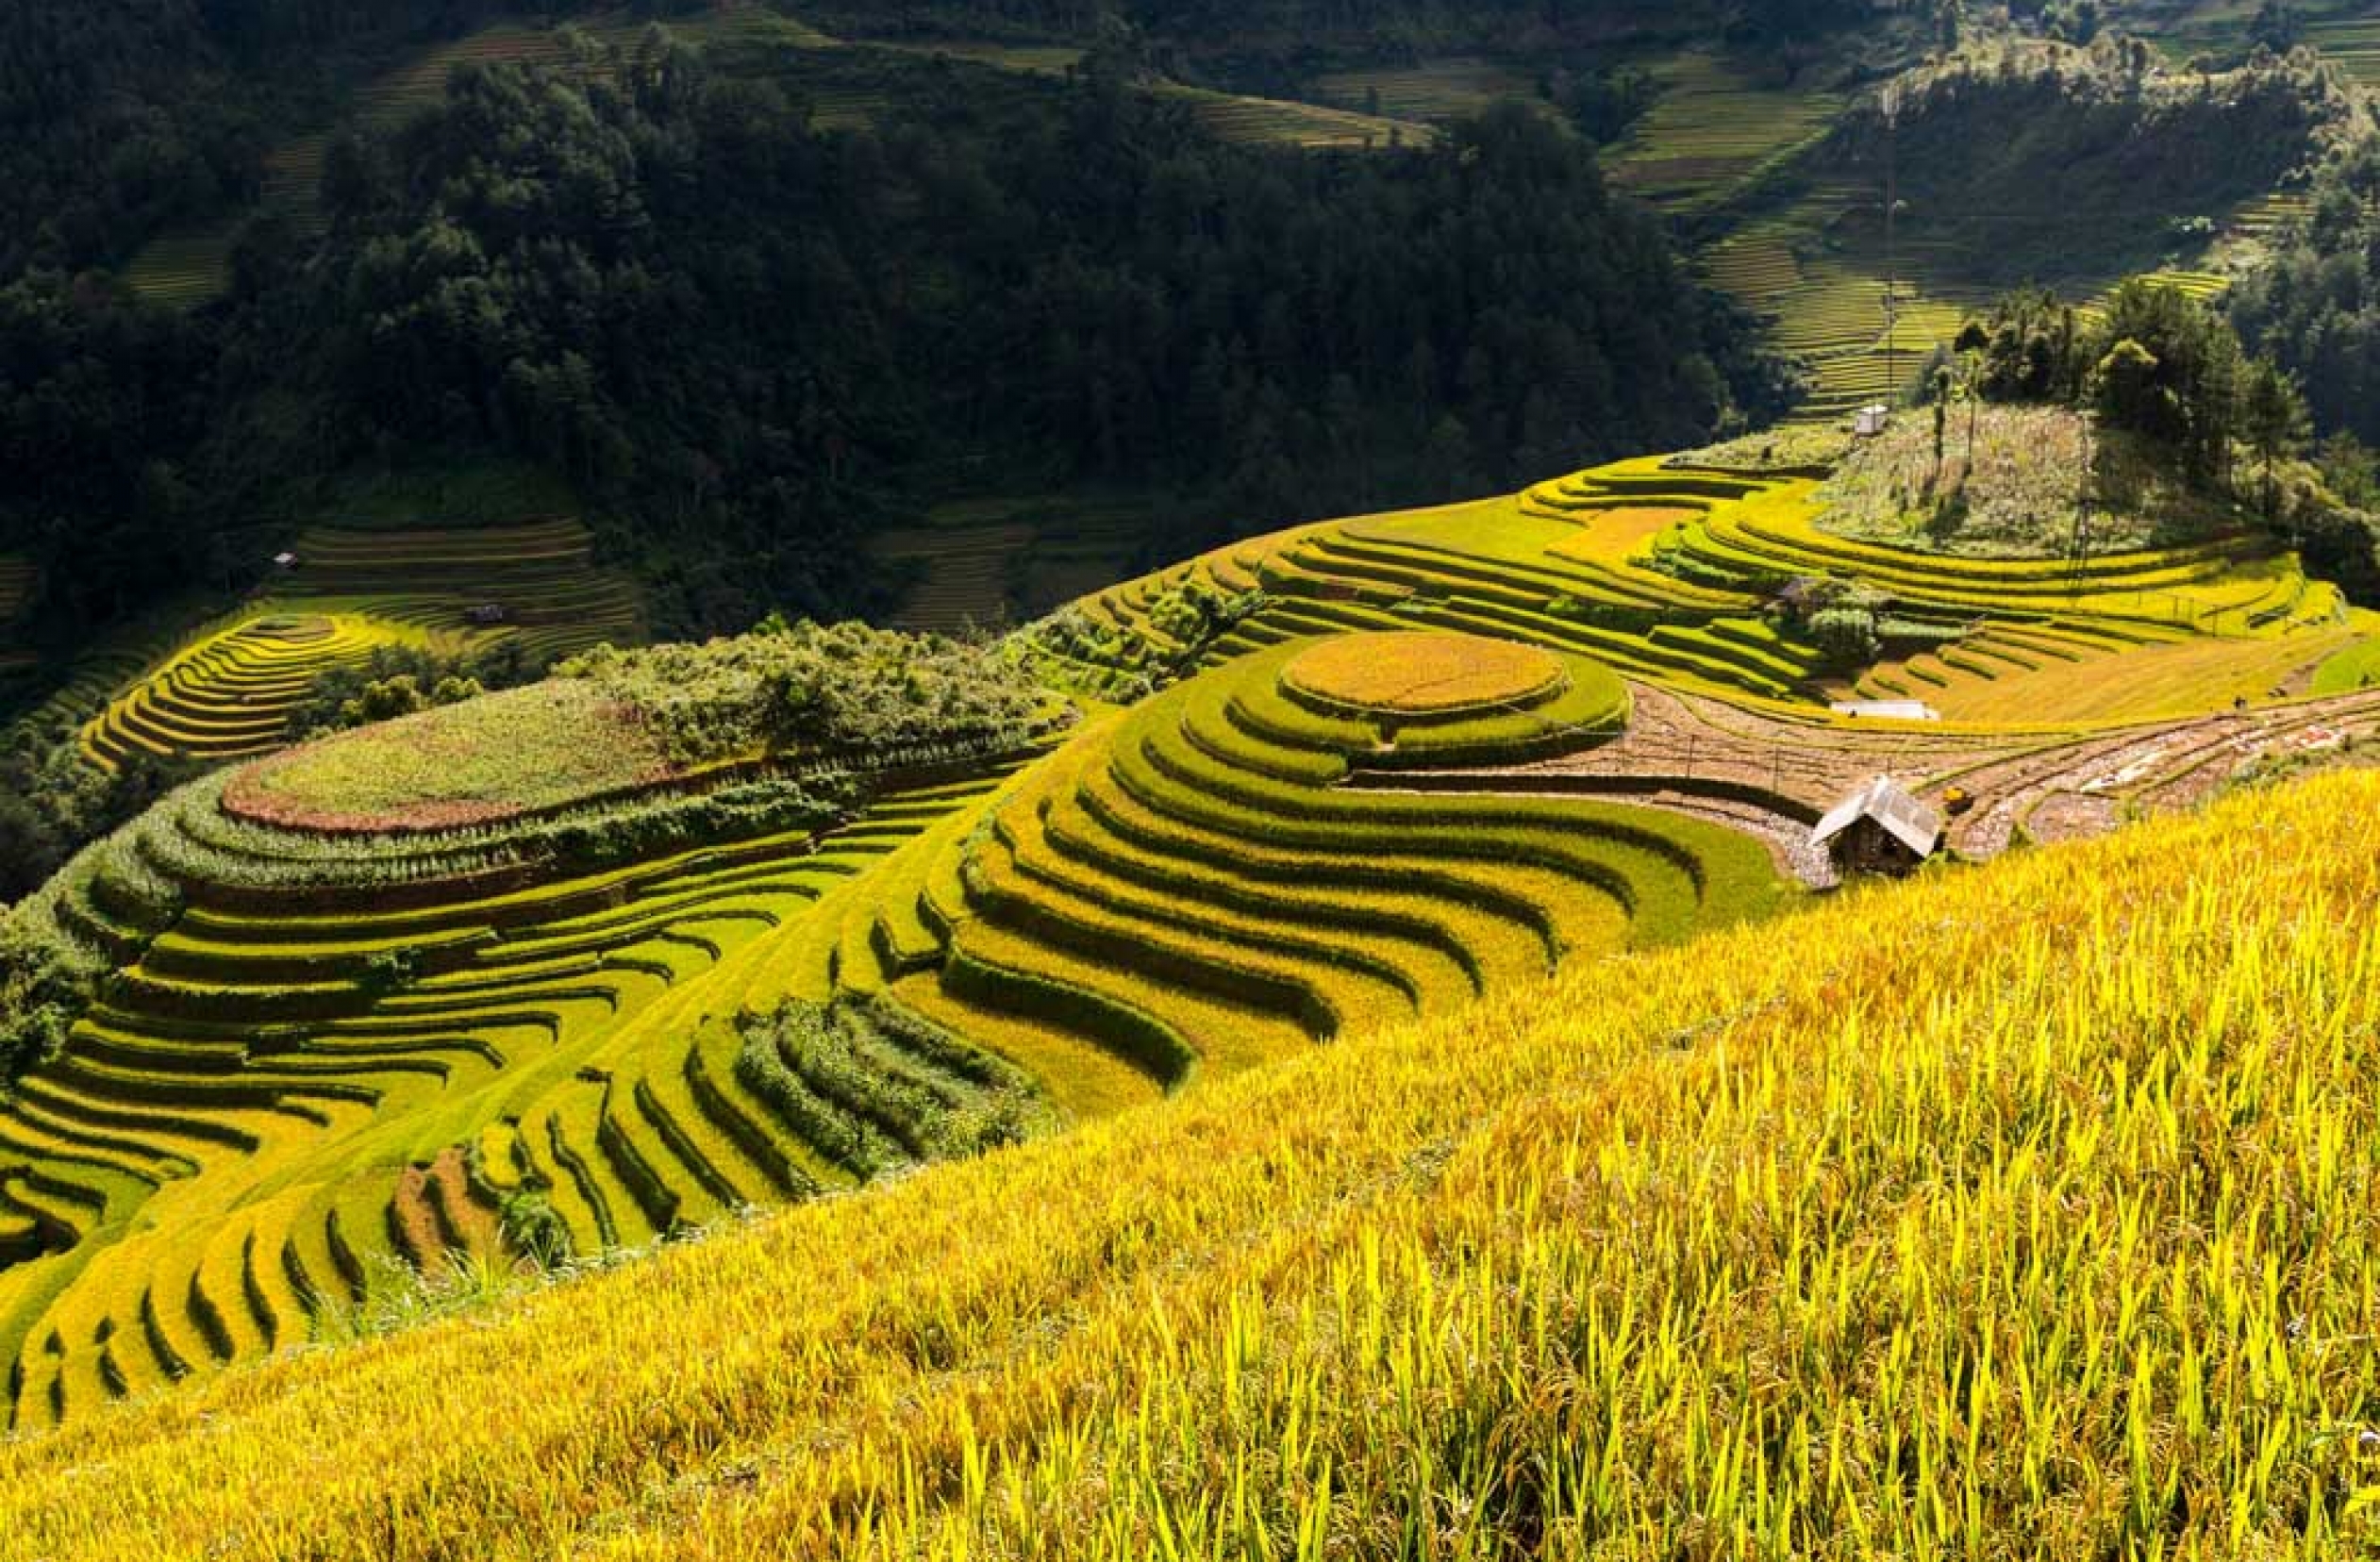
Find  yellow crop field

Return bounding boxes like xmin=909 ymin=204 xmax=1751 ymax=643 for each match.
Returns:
xmin=7 ymin=767 xmax=2378 ymax=1558
xmin=1280 ymin=630 xmax=1565 ymax=713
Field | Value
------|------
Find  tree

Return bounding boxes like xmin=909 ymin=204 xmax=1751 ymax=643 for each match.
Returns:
xmin=2094 ymin=338 xmax=2163 ymax=432
xmin=2248 ymin=2 xmax=2304 ymax=55
xmin=1930 ymin=365 xmax=1953 ymax=484
xmin=2240 ymin=357 xmax=2311 ymax=521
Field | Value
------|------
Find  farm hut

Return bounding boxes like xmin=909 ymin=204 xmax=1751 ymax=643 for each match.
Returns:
xmin=271 ymin=551 xmax=300 ymax=572
xmin=1854 ymin=404 xmax=1890 ymax=438
xmin=465 ymin=603 xmax=510 ymax=625
xmin=1811 ymin=774 xmax=1941 ymax=877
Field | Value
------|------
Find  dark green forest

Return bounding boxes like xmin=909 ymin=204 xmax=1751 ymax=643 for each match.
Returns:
xmin=0 ymin=0 xmax=551 ymax=273
xmin=2233 ymin=134 xmax=2380 ymax=456
xmin=0 ymin=29 xmax=1789 ymax=646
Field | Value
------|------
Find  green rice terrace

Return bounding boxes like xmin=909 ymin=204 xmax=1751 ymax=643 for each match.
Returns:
xmin=69 ymin=517 xmax=641 ymax=772
xmin=1602 ymin=52 xmax=1841 ymax=213
xmin=9 ymin=425 xmax=2380 ymax=1429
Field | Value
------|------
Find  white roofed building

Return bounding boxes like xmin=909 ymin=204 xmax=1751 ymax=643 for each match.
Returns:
xmin=1811 ymin=774 xmax=1942 ymax=877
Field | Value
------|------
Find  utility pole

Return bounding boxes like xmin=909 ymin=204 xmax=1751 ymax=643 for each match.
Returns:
xmin=1882 ymin=83 xmax=1903 ymax=407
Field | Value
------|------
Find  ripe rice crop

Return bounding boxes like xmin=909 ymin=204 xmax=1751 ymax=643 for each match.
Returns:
xmin=1279 ymin=631 xmax=1569 ymax=715
xmin=5 ymin=765 xmax=2377 ymax=1557
xmin=0 ymin=640 xmax=1053 ymax=1428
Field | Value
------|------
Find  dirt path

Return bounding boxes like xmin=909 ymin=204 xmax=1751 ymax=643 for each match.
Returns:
xmin=1358 ymin=681 xmax=2380 ymax=887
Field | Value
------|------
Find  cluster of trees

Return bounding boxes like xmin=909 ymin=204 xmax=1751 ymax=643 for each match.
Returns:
xmin=2232 ymin=137 xmax=2380 ymax=456
xmin=2006 ymin=1 xmax=2102 ymax=44
xmin=279 ymin=639 xmax=553 ymax=740
xmin=1941 ymin=280 xmax=2378 ymax=596
xmin=0 ymin=0 xmax=567 ymax=274
xmin=1956 ymin=283 xmax=2307 ymax=495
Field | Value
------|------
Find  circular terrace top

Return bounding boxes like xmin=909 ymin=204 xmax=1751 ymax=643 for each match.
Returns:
xmin=1281 ymin=631 xmax=1566 ymax=716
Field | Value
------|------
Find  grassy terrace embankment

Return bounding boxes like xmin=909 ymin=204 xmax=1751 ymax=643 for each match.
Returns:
xmin=5 ymin=765 xmax=2377 ymax=1558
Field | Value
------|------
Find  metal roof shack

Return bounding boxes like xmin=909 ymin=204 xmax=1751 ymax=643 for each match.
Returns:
xmin=1811 ymin=774 xmax=1942 ymax=877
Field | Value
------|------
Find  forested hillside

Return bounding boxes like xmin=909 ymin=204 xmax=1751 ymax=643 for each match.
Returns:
xmin=0 ymin=0 xmax=563 ymax=273
xmin=2234 ymin=131 xmax=2380 ymax=454
xmin=0 ymin=29 xmax=1788 ymax=654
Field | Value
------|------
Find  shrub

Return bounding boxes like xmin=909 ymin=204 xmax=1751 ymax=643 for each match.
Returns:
xmin=1806 ymin=606 xmax=1882 ymax=668
xmin=563 ymin=620 xmax=1062 ymax=768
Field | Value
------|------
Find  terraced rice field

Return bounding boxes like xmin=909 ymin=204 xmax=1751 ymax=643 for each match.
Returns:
xmin=1702 ymin=194 xmax=1988 ymax=424
xmin=1306 ymin=58 xmax=1540 ymax=122
xmin=1067 ymin=462 xmax=1836 ymax=704
xmin=13 ymin=760 xmax=2380 ymax=1558
xmin=79 ymin=615 xmax=420 ymax=771
xmin=721 ymin=632 xmax=1773 ymax=1113
xmin=1163 ymin=85 xmax=1435 ymax=150
xmin=879 ymin=41 xmax=1084 ymax=75
xmin=74 ymin=517 xmax=642 ymax=771
xmin=871 ymin=519 xmax=1031 ymax=634
xmin=0 ymin=555 xmax=30 ymax=625
xmin=1604 ymin=53 xmax=1840 ymax=211
xmin=873 ymin=501 xmax=1157 ymax=635
xmin=0 ymin=745 xmax=1041 ymax=1429
xmin=285 ymin=515 xmax=641 ymax=658
xmin=1703 ymin=184 xmax=2270 ymax=425
xmin=0 ymin=557 xmax=35 ymax=695
xmin=0 ymin=622 xmax=1781 ymax=1429
xmin=2307 ymin=14 xmax=2380 ymax=88
xmin=1076 ymin=452 xmax=2354 ymax=749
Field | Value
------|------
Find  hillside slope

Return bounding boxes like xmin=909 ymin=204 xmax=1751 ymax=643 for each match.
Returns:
xmin=5 ymin=765 xmax=2376 ymax=1557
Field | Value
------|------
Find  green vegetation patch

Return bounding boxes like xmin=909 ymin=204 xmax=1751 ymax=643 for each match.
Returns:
xmin=223 ymin=682 xmax=667 ymax=835
xmin=1817 ymin=406 xmax=2240 ymax=557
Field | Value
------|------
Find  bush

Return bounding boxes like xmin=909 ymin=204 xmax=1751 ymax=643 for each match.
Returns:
xmin=563 ymin=619 xmax=1062 ymax=768
xmin=1806 ymin=606 xmax=1881 ymax=669
xmin=285 ymin=640 xmax=550 ymax=741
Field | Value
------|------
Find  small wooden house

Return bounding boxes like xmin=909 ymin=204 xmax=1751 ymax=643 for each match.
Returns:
xmin=1812 ymin=774 xmax=1941 ymax=877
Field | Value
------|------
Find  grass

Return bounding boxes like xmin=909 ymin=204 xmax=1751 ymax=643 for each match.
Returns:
xmin=1819 ymin=407 xmax=2240 ymax=557
xmin=224 ymin=680 xmax=672 ymax=832
xmin=6 ymin=767 xmax=2379 ymax=1556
